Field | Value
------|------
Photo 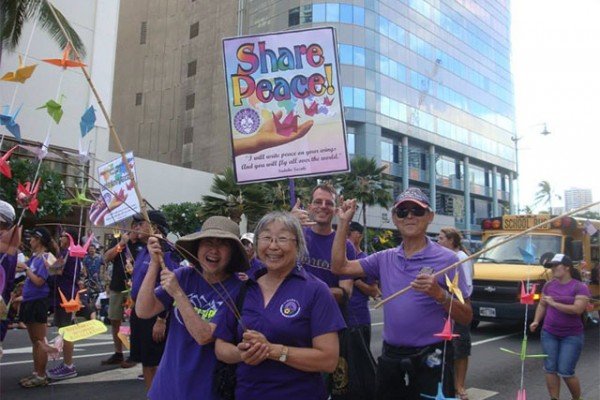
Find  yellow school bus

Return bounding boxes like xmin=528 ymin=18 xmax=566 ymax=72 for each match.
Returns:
xmin=471 ymin=214 xmax=600 ymax=326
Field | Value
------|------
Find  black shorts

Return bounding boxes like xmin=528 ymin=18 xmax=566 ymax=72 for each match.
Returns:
xmin=452 ymin=322 xmax=472 ymax=359
xmin=129 ymin=308 xmax=166 ymax=367
xmin=53 ymin=305 xmax=75 ymax=328
xmin=19 ymin=298 xmax=49 ymax=324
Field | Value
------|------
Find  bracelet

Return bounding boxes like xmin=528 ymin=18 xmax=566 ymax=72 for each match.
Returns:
xmin=436 ymin=290 xmax=451 ymax=305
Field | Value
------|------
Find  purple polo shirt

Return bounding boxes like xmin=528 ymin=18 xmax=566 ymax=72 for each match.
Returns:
xmin=542 ymin=279 xmax=590 ymax=337
xmin=214 ymin=267 xmax=346 ymax=400
xmin=301 ymin=228 xmax=356 ymax=288
xmin=22 ymin=255 xmax=50 ymax=302
xmin=348 ymin=251 xmax=374 ymax=327
xmin=130 ymin=246 xmax=179 ymax=302
xmin=246 ymin=257 xmax=265 ymax=279
xmin=149 ymin=268 xmax=242 ymax=400
xmin=360 ymin=238 xmax=464 ymax=347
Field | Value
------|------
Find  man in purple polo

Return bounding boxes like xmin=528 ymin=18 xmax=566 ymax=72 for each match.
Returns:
xmin=332 ymin=187 xmax=473 ymax=399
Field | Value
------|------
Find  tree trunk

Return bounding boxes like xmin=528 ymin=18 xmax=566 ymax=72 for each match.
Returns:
xmin=362 ymin=203 xmax=368 ymax=254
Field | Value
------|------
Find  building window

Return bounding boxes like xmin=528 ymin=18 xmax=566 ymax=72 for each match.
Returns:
xmin=289 ymin=5 xmax=312 ymax=27
xmin=135 ymin=92 xmax=142 ymax=106
xmin=289 ymin=7 xmax=300 ymax=26
xmin=140 ymin=21 xmax=147 ymax=45
xmin=184 ymin=127 xmax=193 ymax=144
xmin=190 ymin=22 xmax=199 ymax=39
xmin=186 ymin=93 xmax=195 ymax=110
xmin=187 ymin=60 xmax=197 ymax=77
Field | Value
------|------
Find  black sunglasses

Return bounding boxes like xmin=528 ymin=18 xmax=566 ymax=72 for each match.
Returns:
xmin=395 ymin=206 xmax=428 ymax=218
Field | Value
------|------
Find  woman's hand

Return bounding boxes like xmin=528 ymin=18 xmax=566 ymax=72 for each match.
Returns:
xmin=237 ymin=340 xmax=270 ymax=365
xmin=529 ymin=321 xmax=539 ymax=332
xmin=160 ymin=268 xmax=183 ymax=298
xmin=152 ymin=318 xmax=167 ymax=343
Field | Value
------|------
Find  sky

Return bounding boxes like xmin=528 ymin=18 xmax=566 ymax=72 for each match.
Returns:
xmin=511 ymin=0 xmax=600 ymax=212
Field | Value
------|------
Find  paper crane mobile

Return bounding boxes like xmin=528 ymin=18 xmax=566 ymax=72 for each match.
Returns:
xmin=500 ymin=336 xmax=546 ymax=361
xmin=519 ymin=281 xmax=538 ymax=305
xmin=433 ymin=318 xmax=459 ymax=341
xmin=0 ymin=146 xmax=18 ymax=178
xmin=64 ymin=233 xmax=94 ymax=258
xmin=16 ymin=179 xmax=41 ymax=214
xmin=0 ymin=104 xmax=23 ymax=141
xmin=445 ymin=273 xmax=464 ymax=304
xmin=516 ymin=388 xmax=526 ymax=400
xmin=37 ymin=94 xmax=65 ymax=124
xmin=421 ymin=382 xmax=460 ymax=400
xmin=42 ymin=44 xmax=87 ymax=69
xmin=80 ymin=105 xmax=96 ymax=137
xmin=58 ymin=287 xmax=85 ymax=313
xmin=62 ymin=184 xmax=96 ymax=206
xmin=0 ymin=56 xmax=37 ymax=83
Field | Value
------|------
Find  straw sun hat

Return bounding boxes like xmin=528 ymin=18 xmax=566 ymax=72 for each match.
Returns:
xmin=175 ymin=216 xmax=249 ymax=273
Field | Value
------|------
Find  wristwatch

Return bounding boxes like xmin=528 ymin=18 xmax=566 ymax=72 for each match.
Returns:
xmin=279 ymin=346 xmax=289 ymax=362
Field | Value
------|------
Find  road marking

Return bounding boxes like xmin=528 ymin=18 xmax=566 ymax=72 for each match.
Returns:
xmin=2 ymin=341 xmax=114 ymax=355
xmin=1 ymin=350 xmax=125 ymax=366
xmin=51 ymin=364 xmax=142 ymax=385
xmin=472 ymin=332 xmax=519 ymax=346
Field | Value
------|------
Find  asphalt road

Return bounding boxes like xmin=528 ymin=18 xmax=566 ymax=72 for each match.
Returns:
xmin=2 ymin=307 xmax=599 ymax=399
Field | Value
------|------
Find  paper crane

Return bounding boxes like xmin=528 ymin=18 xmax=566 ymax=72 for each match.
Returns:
xmin=38 ymin=335 xmax=64 ymax=361
xmin=80 ymin=105 xmax=96 ymax=137
xmin=303 ymin=100 xmax=318 ymax=116
xmin=0 ymin=104 xmax=23 ymax=141
xmin=0 ymin=146 xmax=18 ymax=178
xmin=65 ymin=233 xmax=94 ymax=258
xmin=323 ymin=96 xmax=334 ymax=106
xmin=16 ymin=179 xmax=41 ymax=214
xmin=118 ymin=326 xmax=131 ymax=349
xmin=0 ymin=56 xmax=37 ymax=83
xmin=42 ymin=44 xmax=87 ymax=69
xmin=58 ymin=287 xmax=85 ymax=313
xmin=516 ymin=388 xmax=526 ymax=400
xmin=421 ymin=382 xmax=461 ymax=400
xmin=518 ymin=236 xmax=536 ymax=264
xmin=63 ymin=184 xmax=96 ymax=206
xmin=445 ymin=273 xmax=465 ymax=304
xmin=500 ymin=336 xmax=547 ymax=361
xmin=434 ymin=318 xmax=459 ymax=341
xmin=37 ymin=95 xmax=65 ymax=124
xmin=112 ymin=229 xmax=122 ymax=239
xmin=519 ymin=281 xmax=538 ymax=305
xmin=272 ymin=110 xmax=299 ymax=137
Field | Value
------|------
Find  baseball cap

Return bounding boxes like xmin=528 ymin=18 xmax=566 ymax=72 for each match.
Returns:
xmin=240 ymin=232 xmax=254 ymax=244
xmin=349 ymin=221 xmax=364 ymax=233
xmin=393 ymin=187 xmax=431 ymax=209
xmin=0 ymin=200 xmax=16 ymax=225
xmin=31 ymin=227 xmax=52 ymax=247
xmin=543 ymin=253 xmax=573 ymax=268
xmin=132 ymin=210 xmax=169 ymax=235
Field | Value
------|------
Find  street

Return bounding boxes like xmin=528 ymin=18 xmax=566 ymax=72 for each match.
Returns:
xmin=1 ymin=307 xmax=599 ymax=400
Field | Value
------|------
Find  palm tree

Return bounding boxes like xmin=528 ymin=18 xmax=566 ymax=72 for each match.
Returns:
xmin=533 ymin=180 xmax=561 ymax=213
xmin=1 ymin=0 xmax=86 ymax=65
xmin=336 ymin=156 xmax=393 ymax=248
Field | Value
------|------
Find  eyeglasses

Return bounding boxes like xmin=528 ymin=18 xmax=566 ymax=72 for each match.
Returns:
xmin=257 ymin=236 xmax=297 ymax=246
xmin=311 ymin=199 xmax=336 ymax=208
xmin=395 ymin=206 xmax=428 ymax=218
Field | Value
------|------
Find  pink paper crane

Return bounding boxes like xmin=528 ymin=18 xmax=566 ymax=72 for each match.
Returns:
xmin=519 ymin=281 xmax=537 ymax=305
xmin=303 ymin=100 xmax=318 ymax=116
xmin=272 ymin=110 xmax=299 ymax=137
xmin=323 ymin=96 xmax=334 ymax=106
xmin=42 ymin=44 xmax=87 ymax=69
xmin=0 ymin=146 xmax=17 ymax=178
xmin=65 ymin=232 xmax=94 ymax=258
xmin=516 ymin=388 xmax=526 ymax=400
xmin=434 ymin=318 xmax=459 ymax=341
xmin=16 ymin=179 xmax=41 ymax=214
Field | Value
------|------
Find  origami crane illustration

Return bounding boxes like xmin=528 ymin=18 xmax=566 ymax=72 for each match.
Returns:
xmin=500 ymin=336 xmax=547 ymax=361
xmin=272 ymin=110 xmax=299 ymax=137
xmin=303 ymin=100 xmax=318 ymax=116
xmin=323 ymin=96 xmax=334 ymax=106
xmin=63 ymin=184 xmax=96 ymax=206
xmin=519 ymin=281 xmax=538 ymax=305
xmin=58 ymin=287 xmax=85 ymax=313
xmin=0 ymin=56 xmax=37 ymax=83
xmin=0 ymin=104 xmax=23 ymax=141
xmin=434 ymin=318 xmax=459 ymax=341
xmin=37 ymin=94 xmax=65 ymax=124
xmin=16 ymin=179 xmax=41 ymax=214
xmin=0 ymin=146 xmax=18 ymax=178
xmin=80 ymin=105 xmax=96 ymax=137
xmin=445 ymin=273 xmax=464 ymax=304
xmin=516 ymin=388 xmax=526 ymax=400
xmin=42 ymin=44 xmax=87 ymax=69
xmin=64 ymin=232 xmax=94 ymax=258
xmin=421 ymin=382 xmax=460 ymax=400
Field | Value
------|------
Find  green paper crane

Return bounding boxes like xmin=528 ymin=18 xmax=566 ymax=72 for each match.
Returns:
xmin=62 ymin=184 xmax=95 ymax=206
xmin=500 ymin=336 xmax=547 ymax=361
xmin=37 ymin=94 xmax=65 ymax=124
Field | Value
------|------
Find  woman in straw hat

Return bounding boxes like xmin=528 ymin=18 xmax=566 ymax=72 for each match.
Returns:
xmin=214 ymin=211 xmax=345 ymax=400
xmin=136 ymin=216 xmax=248 ymax=400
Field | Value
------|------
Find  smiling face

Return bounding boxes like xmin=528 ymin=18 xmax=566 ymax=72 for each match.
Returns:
xmin=256 ymin=221 xmax=298 ymax=275
xmin=197 ymin=237 xmax=233 ymax=278
xmin=309 ymin=188 xmax=336 ymax=226
xmin=392 ymin=201 xmax=433 ymax=240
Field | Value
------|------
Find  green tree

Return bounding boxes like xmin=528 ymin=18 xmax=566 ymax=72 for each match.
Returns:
xmin=575 ymin=211 xmax=600 ymax=220
xmin=1 ymin=0 xmax=86 ymax=65
xmin=336 ymin=156 xmax=393 ymax=246
xmin=160 ymin=202 xmax=204 ymax=237
xmin=533 ymin=180 xmax=561 ymax=213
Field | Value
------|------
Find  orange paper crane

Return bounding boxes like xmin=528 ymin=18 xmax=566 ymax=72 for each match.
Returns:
xmin=58 ymin=288 xmax=85 ymax=313
xmin=42 ymin=44 xmax=87 ymax=69
xmin=434 ymin=318 xmax=459 ymax=341
xmin=0 ymin=146 xmax=18 ymax=178
xmin=16 ymin=178 xmax=41 ymax=214
xmin=519 ymin=281 xmax=537 ymax=305
xmin=65 ymin=232 xmax=94 ymax=258
xmin=0 ymin=56 xmax=37 ymax=83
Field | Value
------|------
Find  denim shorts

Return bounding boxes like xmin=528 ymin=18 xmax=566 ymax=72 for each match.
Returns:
xmin=541 ymin=329 xmax=584 ymax=377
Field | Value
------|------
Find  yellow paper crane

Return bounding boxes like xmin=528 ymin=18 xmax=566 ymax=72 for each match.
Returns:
xmin=445 ymin=273 xmax=465 ymax=304
xmin=0 ymin=56 xmax=37 ymax=83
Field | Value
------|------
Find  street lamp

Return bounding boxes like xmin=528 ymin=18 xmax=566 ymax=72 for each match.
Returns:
xmin=511 ymin=123 xmax=551 ymax=213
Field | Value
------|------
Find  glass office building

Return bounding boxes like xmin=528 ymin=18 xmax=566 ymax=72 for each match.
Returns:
xmin=112 ymin=0 xmax=516 ymax=234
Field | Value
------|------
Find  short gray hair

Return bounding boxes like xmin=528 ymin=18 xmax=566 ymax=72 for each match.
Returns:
xmin=254 ymin=211 xmax=308 ymax=260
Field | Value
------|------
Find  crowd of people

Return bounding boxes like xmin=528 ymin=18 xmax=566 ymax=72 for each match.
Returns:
xmin=0 ymin=185 xmax=593 ymax=399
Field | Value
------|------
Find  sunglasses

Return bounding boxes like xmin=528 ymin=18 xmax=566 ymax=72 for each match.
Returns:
xmin=395 ymin=206 xmax=428 ymax=218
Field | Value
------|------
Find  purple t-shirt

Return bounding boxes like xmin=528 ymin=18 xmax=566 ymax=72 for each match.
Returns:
xmin=148 ymin=268 xmax=242 ymax=400
xmin=22 ymin=254 xmax=50 ymax=302
xmin=348 ymin=251 xmax=374 ymax=327
xmin=360 ymin=238 xmax=463 ymax=347
xmin=214 ymin=267 xmax=346 ymax=400
xmin=246 ymin=257 xmax=265 ymax=279
xmin=130 ymin=247 xmax=179 ymax=301
xmin=1 ymin=252 xmax=17 ymax=301
xmin=48 ymin=249 xmax=81 ymax=308
xmin=542 ymin=279 xmax=590 ymax=337
xmin=301 ymin=227 xmax=356 ymax=288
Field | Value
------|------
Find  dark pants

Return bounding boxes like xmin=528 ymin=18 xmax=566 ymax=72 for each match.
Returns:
xmin=376 ymin=341 xmax=455 ymax=400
